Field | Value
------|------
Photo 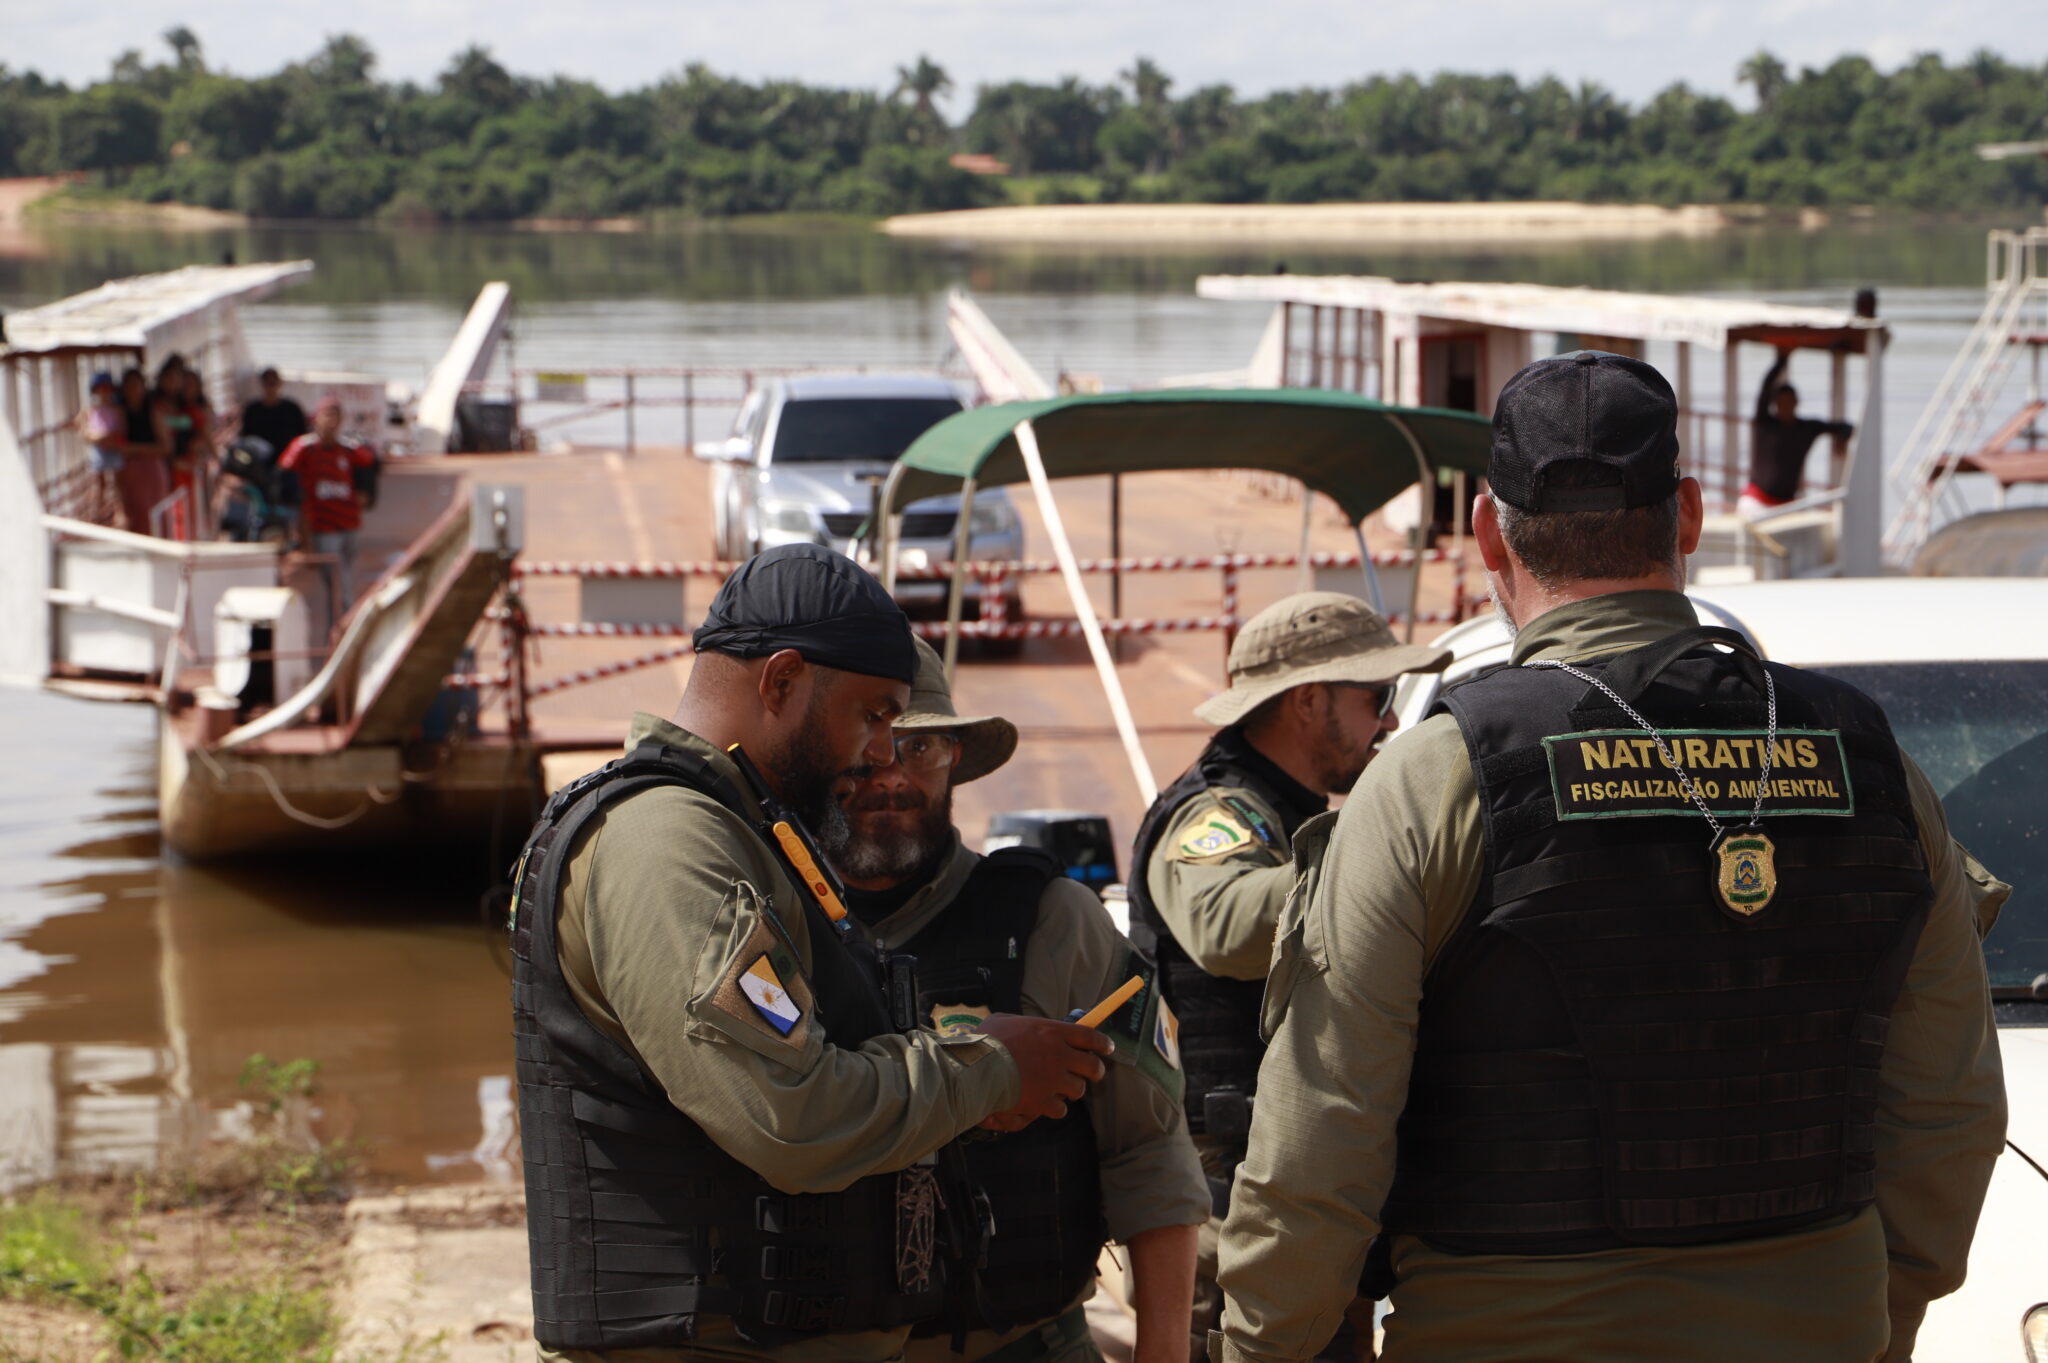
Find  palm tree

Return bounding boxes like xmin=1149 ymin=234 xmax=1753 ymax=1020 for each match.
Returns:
xmin=892 ymin=56 xmax=953 ymax=121
xmin=1965 ymin=47 xmax=2003 ymax=90
xmin=1738 ymin=50 xmax=1788 ymax=114
xmin=312 ymin=34 xmax=377 ymax=87
xmin=1122 ymin=57 xmax=1172 ymax=111
xmin=163 ymin=25 xmax=204 ymax=74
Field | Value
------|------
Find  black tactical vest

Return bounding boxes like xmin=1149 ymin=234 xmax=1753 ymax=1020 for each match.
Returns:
xmin=510 ymin=742 xmax=966 ymax=1350
xmin=1381 ymin=629 xmax=1932 ymax=1255
xmin=1128 ymin=728 xmax=1327 ymax=1134
xmin=897 ymin=847 xmax=1108 ymax=1338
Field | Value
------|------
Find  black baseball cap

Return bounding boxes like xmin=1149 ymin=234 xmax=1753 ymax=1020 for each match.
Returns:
xmin=1489 ymin=350 xmax=1681 ymax=512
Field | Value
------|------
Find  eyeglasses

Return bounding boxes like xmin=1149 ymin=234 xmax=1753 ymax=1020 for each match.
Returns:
xmin=893 ymin=732 xmax=961 ymax=772
xmin=1332 ymin=682 xmax=1399 ymax=720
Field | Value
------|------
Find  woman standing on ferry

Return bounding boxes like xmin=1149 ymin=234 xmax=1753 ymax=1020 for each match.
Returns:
xmin=112 ymin=367 xmax=172 ymax=535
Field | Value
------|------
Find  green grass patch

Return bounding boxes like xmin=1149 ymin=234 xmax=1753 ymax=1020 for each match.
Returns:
xmin=0 ymin=1055 xmax=414 ymax=1362
xmin=0 ymin=1188 xmax=402 ymax=1362
xmin=0 ymin=1194 xmax=108 ymax=1301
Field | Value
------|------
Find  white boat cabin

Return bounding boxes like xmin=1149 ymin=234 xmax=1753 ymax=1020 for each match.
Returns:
xmin=1196 ymin=273 xmax=1890 ymax=581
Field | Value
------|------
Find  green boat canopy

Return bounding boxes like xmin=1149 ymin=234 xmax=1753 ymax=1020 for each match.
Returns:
xmin=883 ymin=388 xmax=1494 ymax=526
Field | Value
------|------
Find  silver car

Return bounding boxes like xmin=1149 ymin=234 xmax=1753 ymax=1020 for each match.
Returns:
xmin=698 ymin=374 xmax=1025 ymax=614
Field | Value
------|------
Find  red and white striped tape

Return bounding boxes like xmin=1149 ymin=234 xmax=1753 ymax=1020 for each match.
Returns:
xmin=524 ymin=644 xmax=698 ymax=698
xmin=511 ymin=547 xmax=1454 ymax=581
xmin=449 ymin=608 xmax=1463 ymax=691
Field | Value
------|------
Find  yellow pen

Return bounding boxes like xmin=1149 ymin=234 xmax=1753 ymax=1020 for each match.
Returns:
xmin=1074 ymin=975 xmax=1146 ymax=1029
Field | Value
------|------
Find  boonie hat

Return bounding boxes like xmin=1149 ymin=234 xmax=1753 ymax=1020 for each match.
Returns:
xmin=1490 ymin=350 xmax=1680 ymax=512
xmin=1194 ymin=591 xmax=1450 ymax=727
xmin=890 ymin=637 xmax=1017 ymax=783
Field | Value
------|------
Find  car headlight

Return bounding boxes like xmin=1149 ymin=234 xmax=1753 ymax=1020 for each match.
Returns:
xmin=2024 ymin=1302 xmax=2048 ymax=1363
xmin=761 ymin=503 xmax=816 ymax=534
xmin=970 ymin=501 xmax=1016 ymax=537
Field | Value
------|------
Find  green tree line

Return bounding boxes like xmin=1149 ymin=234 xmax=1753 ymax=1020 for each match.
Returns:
xmin=1 ymin=32 xmax=2043 ymax=222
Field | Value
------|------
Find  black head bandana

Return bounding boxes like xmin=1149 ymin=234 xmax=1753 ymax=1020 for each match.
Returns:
xmin=692 ymin=543 xmax=916 ymax=685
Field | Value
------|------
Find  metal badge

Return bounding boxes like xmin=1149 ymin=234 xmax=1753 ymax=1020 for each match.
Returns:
xmin=1712 ymin=824 xmax=1778 ymax=918
xmin=1531 ymin=657 xmax=1784 ymax=925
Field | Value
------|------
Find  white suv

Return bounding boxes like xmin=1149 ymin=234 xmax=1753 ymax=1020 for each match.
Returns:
xmin=698 ymin=374 xmax=1025 ymax=614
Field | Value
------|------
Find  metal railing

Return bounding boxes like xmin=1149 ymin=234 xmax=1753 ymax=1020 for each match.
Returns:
xmin=1 ymin=345 xmax=143 ymax=522
xmin=468 ymin=364 xmax=973 ymax=454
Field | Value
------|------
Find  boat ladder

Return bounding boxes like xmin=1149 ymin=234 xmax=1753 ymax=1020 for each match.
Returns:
xmin=1884 ymin=227 xmax=2048 ymax=564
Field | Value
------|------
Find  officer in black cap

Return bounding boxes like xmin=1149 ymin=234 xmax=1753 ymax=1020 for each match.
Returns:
xmin=509 ymin=543 xmax=1115 ymax=1363
xmin=1213 ymin=353 xmax=2008 ymax=1363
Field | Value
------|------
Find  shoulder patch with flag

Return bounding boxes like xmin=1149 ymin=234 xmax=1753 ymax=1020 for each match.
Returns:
xmin=740 ymin=954 xmax=803 ymax=1035
xmin=1153 ymin=997 xmax=1182 ymax=1071
xmin=1171 ymin=802 xmax=1257 ymax=863
xmin=692 ymin=884 xmax=819 ymax=1066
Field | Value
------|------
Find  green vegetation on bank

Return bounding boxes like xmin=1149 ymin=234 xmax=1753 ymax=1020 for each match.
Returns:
xmin=0 ymin=1194 xmax=334 ymax=1363
xmin=2 ymin=32 xmax=2045 ymax=222
xmin=0 ymin=1056 xmax=368 ymax=1363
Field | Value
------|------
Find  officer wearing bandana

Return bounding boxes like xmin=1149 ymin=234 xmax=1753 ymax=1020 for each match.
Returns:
xmin=821 ymin=638 xmax=1209 ymax=1363
xmin=511 ymin=544 xmax=1114 ymax=1363
xmin=1214 ymin=353 xmax=2010 ymax=1363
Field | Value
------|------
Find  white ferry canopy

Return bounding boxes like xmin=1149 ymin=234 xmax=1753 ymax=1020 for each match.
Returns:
xmin=1196 ymin=275 xmax=1887 ymax=353
xmin=0 ymin=261 xmax=313 ymax=356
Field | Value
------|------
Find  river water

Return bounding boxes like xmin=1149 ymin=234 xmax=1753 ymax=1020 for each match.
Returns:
xmin=0 ymin=215 xmax=2026 ymax=1186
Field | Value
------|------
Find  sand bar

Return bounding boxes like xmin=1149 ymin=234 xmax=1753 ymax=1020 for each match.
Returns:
xmin=882 ymin=200 xmax=1728 ymax=244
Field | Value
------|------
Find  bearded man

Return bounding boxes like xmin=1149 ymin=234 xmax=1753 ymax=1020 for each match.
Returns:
xmin=824 ymin=637 xmax=1208 ymax=1363
xmin=511 ymin=544 xmax=1115 ymax=1363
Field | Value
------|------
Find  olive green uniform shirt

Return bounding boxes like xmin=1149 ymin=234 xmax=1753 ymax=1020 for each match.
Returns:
xmin=540 ymin=715 xmax=1022 ymax=1363
xmin=1215 ymin=591 xmax=2009 ymax=1363
xmin=1145 ymin=778 xmax=1315 ymax=982
xmin=862 ymin=839 xmax=1211 ymax=1363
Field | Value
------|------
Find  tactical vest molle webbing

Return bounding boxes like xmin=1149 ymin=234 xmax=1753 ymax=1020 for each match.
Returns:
xmin=1381 ymin=630 xmax=1933 ymax=1256
xmin=1128 ymin=728 xmax=1327 ymax=1135
xmin=899 ymin=847 xmax=1107 ymax=1337
xmin=510 ymin=742 xmax=957 ymax=1351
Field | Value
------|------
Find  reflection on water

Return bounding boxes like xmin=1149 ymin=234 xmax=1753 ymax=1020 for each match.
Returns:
xmin=0 ymin=688 xmax=518 ymax=1188
xmin=0 ymin=216 xmax=2011 ymax=310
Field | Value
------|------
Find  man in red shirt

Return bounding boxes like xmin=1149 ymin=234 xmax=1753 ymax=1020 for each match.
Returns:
xmin=280 ymin=397 xmax=377 ymax=622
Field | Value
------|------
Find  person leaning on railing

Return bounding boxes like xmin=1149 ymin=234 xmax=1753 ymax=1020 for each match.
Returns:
xmin=1740 ymin=347 xmax=1855 ymax=519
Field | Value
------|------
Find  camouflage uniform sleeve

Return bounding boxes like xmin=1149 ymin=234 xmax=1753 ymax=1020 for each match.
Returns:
xmin=1142 ymin=787 xmax=1299 ymax=981
xmin=1019 ymin=879 xmax=1210 ymax=1243
xmin=573 ymin=786 xmax=1022 ymax=1197
xmin=1871 ymin=754 xmax=2009 ymax=1361
xmin=1213 ymin=716 xmax=1480 ymax=1363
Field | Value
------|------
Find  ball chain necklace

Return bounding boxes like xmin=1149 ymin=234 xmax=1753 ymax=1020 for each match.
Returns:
xmin=1529 ymin=657 xmax=1782 ymax=918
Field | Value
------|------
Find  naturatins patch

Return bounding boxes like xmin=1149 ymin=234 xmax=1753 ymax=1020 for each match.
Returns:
xmin=1543 ymin=728 xmax=1855 ymax=821
xmin=1174 ymin=805 xmax=1255 ymax=861
xmin=929 ymin=1002 xmax=992 ymax=1038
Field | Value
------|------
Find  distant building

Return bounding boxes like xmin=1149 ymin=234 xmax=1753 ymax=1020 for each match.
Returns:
xmin=948 ymin=153 xmax=1012 ymax=177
